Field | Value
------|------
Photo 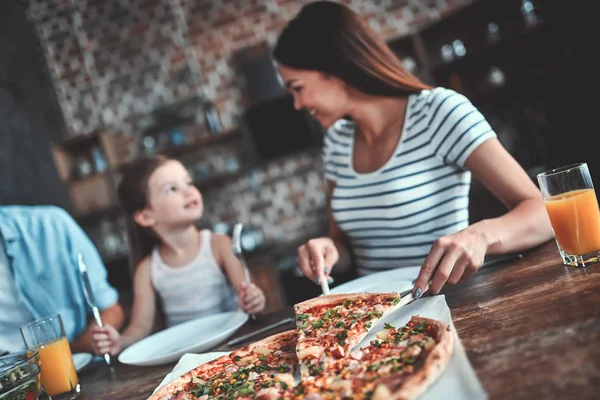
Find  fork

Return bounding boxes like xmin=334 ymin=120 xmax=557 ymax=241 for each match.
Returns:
xmin=232 ymin=223 xmax=256 ymax=320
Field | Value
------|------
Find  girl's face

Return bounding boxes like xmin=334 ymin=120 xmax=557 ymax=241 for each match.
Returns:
xmin=277 ymin=64 xmax=351 ymax=128
xmin=137 ymin=160 xmax=203 ymax=229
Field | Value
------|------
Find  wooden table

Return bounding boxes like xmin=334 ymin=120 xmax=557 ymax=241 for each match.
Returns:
xmin=77 ymin=241 xmax=600 ymax=399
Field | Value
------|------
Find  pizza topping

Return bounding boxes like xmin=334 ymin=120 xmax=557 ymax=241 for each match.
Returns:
xmin=331 ymin=344 xmax=345 ymax=359
xmin=376 ymin=329 xmax=391 ymax=341
xmin=311 ymin=319 xmax=324 ymax=329
xmin=297 ymin=314 xmax=309 ymax=321
xmin=297 ymin=345 xmax=322 ymax=360
xmin=254 ymin=346 xmax=271 ymax=355
xmin=349 ymin=350 xmax=364 ymax=361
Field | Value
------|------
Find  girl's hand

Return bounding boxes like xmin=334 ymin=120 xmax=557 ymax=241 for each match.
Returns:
xmin=297 ymin=237 xmax=339 ymax=283
xmin=239 ymin=282 xmax=266 ymax=315
xmin=91 ymin=324 xmax=122 ymax=356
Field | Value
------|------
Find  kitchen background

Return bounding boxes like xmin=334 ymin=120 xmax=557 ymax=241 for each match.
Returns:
xmin=0 ymin=0 xmax=587 ymax=310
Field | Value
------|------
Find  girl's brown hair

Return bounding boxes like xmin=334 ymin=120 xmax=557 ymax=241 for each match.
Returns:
xmin=117 ymin=155 xmax=170 ymax=267
xmin=273 ymin=1 xmax=431 ymax=97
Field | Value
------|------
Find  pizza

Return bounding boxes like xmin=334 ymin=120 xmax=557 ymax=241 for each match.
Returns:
xmin=149 ymin=293 xmax=453 ymax=400
xmin=150 ymin=330 xmax=298 ymax=400
xmin=297 ymin=316 xmax=453 ymax=400
xmin=294 ymin=293 xmax=401 ymax=379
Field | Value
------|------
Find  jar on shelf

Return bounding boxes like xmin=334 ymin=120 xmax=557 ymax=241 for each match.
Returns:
xmin=202 ymin=98 xmax=223 ymax=134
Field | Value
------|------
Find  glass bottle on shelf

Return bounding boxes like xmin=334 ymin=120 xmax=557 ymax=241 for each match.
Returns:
xmin=521 ymin=0 xmax=541 ymax=26
xmin=486 ymin=22 xmax=501 ymax=43
xmin=91 ymin=146 xmax=107 ymax=173
xmin=202 ymin=98 xmax=223 ymax=134
xmin=452 ymin=39 xmax=467 ymax=58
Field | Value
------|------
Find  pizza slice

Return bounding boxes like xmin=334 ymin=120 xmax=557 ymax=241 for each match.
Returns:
xmin=149 ymin=354 xmax=237 ymax=400
xmin=325 ymin=316 xmax=453 ymax=400
xmin=229 ymin=330 xmax=298 ymax=399
xmin=294 ymin=292 xmax=401 ymax=379
xmin=150 ymin=331 xmax=299 ymax=400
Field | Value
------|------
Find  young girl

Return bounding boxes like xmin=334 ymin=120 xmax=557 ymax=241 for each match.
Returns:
xmin=91 ymin=155 xmax=266 ymax=356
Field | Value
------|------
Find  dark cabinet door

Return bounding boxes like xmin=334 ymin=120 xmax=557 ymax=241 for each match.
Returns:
xmin=0 ymin=1 xmax=69 ymax=207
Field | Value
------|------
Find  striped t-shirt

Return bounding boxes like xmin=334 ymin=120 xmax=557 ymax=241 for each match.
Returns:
xmin=323 ymin=87 xmax=496 ymax=275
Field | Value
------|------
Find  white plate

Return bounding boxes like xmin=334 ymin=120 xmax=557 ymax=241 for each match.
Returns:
xmin=330 ymin=266 xmax=420 ymax=295
xmin=118 ymin=311 xmax=249 ymax=366
xmin=72 ymin=352 xmax=93 ymax=371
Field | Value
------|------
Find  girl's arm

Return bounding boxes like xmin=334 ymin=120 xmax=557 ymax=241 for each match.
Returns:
xmin=71 ymin=302 xmax=125 ymax=354
xmin=211 ymin=234 xmax=248 ymax=293
xmin=118 ymin=257 xmax=157 ymax=348
xmin=212 ymin=234 xmax=266 ymax=314
xmin=91 ymin=257 xmax=157 ymax=355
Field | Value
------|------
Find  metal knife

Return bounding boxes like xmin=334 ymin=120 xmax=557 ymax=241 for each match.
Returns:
xmin=78 ymin=253 xmax=111 ymax=366
xmin=232 ymin=224 xmax=256 ymax=320
xmin=226 ymin=317 xmax=296 ymax=347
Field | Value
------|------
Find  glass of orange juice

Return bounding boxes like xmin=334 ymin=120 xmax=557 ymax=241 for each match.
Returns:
xmin=20 ymin=314 xmax=80 ymax=399
xmin=537 ymin=163 xmax=600 ymax=267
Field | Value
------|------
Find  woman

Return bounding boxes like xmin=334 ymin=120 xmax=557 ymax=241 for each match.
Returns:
xmin=273 ymin=1 xmax=553 ymax=298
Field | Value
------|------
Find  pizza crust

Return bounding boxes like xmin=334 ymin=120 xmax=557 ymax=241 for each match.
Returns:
xmin=148 ymin=354 xmax=232 ymax=400
xmin=294 ymin=292 xmax=401 ymax=315
xmin=230 ymin=329 xmax=296 ymax=359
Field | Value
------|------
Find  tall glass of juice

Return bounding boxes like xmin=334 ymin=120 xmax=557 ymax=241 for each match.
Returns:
xmin=20 ymin=314 xmax=80 ymax=399
xmin=537 ymin=163 xmax=600 ymax=267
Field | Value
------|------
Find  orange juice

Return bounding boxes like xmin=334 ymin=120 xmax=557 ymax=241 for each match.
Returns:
xmin=37 ymin=336 xmax=78 ymax=396
xmin=544 ymin=188 xmax=600 ymax=255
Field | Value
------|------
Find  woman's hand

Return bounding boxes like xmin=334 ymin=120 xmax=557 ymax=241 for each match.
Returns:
xmin=413 ymin=228 xmax=489 ymax=297
xmin=239 ymin=282 xmax=266 ymax=315
xmin=91 ymin=324 xmax=122 ymax=356
xmin=297 ymin=237 xmax=339 ymax=283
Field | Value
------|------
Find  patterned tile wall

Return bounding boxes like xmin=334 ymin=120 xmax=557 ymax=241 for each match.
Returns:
xmin=25 ymin=0 xmax=474 ymax=246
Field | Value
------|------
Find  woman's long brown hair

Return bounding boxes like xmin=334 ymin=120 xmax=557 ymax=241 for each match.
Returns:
xmin=273 ymin=1 xmax=431 ymax=97
xmin=117 ymin=155 xmax=170 ymax=268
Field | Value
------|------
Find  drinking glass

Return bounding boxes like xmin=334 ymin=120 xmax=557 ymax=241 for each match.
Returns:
xmin=20 ymin=314 xmax=80 ymax=399
xmin=537 ymin=163 xmax=600 ymax=267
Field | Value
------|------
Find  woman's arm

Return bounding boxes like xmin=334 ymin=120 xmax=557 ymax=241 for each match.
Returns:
xmin=464 ymin=138 xmax=553 ymax=253
xmin=414 ymin=138 xmax=554 ymax=295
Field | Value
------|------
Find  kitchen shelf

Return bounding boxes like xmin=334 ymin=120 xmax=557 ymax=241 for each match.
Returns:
xmin=74 ymin=203 xmax=122 ymax=225
xmin=160 ymin=129 xmax=239 ymax=158
xmin=430 ymin=22 xmax=548 ymax=76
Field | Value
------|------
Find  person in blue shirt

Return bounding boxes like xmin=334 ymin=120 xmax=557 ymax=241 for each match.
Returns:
xmin=0 ymin=205 xmax=124 ymax=355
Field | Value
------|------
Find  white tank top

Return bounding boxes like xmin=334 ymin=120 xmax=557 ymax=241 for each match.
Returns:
xmin=150 ymin=230 xmax=239 ymax=328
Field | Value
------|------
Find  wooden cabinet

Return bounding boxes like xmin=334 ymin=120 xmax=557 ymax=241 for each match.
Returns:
xmin=385 ymin=0 xmax=568 ymax=221
xmin=51 ymin=125 xmax=241 ymax=291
